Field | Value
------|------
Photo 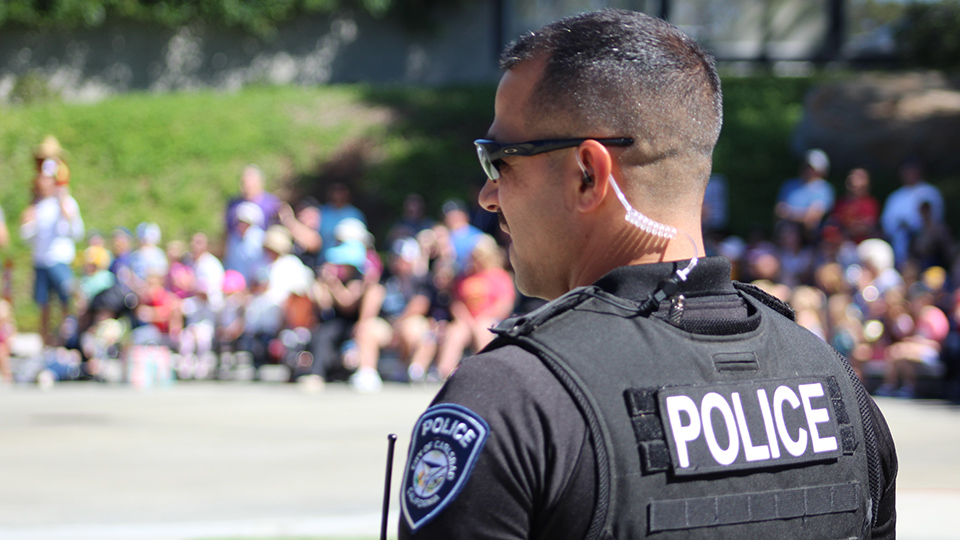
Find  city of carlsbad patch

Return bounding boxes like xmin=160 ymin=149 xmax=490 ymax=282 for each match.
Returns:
xmin=401 ymin=403 xmax=490 ymax=531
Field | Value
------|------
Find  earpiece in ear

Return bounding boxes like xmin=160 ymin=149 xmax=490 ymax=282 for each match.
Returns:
xmin=575 ymin=153 xmax=594 ymax=186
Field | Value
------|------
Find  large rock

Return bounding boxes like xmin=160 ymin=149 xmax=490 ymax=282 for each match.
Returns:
xmin=793 ymin=72 xmax=960 ymax=175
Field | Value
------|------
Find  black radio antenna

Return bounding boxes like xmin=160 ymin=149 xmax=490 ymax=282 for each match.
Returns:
xmin=380 ymin=433 xmax=398 ymax=540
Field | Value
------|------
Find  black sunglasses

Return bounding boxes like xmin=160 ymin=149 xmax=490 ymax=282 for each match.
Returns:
xmin=474 ymin=137 xmax=634 ymax=180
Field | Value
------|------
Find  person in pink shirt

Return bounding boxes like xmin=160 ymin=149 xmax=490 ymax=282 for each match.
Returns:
xmin=435 ymin=235 xmax=515 ymax=378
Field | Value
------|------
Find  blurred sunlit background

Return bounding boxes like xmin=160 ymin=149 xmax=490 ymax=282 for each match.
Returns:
xmin=2 ymin=1 xmax=960 ymax=539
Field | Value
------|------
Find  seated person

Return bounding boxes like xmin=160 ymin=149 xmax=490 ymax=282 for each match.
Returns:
xmin=178 ymin=287 xmax=219 ymax=380
xmin=350 ymin=238 xmax=434 ymax=392
xmin=306 ymin=221 xmax=371 ymax=381
xmin=217 ymin=270 xmax=247 ymax=354
xmin=130 ymin=223 xmax=169 ymax=291
xmin=775 ymin=149 xmax=835 ymax=235
xmin=278 ymin=198 xmax=323 ymax=272
xmin=434 ymin=235 xmax=515 ymax=379
xmin=307 ymin=261 xmax=366 ymax=381
xmin=165 ymin=240 xmax=194 ymax=300
xmin=876 ymin=287 xmax=949 ymax=398
xmin=237 ymin=269 xmax=283 ymax=371
xmin=832 ymin=168 xmax=879 ymax=243
xmin=76 ymin=245 xmax=115 ymax=316
xmin=132 ymin=272 xmax=181 ymax=347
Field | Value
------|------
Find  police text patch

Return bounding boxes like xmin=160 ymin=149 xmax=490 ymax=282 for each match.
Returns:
xmin=658 ymin=377 xmax=842 ymax=476
xmin=401 ymin=404 xmax=490 ymax=531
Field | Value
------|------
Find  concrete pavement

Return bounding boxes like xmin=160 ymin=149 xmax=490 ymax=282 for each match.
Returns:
xmin=0 ymin=381 xmax=957 ymax=539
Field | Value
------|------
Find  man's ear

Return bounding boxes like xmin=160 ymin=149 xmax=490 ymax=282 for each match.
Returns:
xmin=574 ymin=140 xmax=613 ymax=213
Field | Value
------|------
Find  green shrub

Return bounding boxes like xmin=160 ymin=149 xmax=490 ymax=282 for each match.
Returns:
xmin=8 ymin=71 xmax=60 ymax=106
xmin=896 ymin=0 xmax=960 ymax=70
xmin=713 ymin=76 xmax=814 ymax=235
xmin=0 ymin=0 xmax=474 ymax=37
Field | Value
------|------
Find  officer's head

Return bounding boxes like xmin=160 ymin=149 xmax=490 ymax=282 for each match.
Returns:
xmin=477 ymin=9 xmax=721 ymax=300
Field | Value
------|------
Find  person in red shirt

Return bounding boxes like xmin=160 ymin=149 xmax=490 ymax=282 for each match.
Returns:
xmin=833 ymin=168 xmax=880 ymax=243
xmin=435 ymin=235 xmax=515 ymax=378
xmin=135 ymin=272 xmax=181 ymax=346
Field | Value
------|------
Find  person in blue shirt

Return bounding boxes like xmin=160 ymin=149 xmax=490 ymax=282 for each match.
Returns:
xmin=319 ymin=183 xmax=367 ymax=261
xmin=442 ymin=199 xmax=483 ymax=275
xmin=775 ymin=149 xmax=835 ymax=235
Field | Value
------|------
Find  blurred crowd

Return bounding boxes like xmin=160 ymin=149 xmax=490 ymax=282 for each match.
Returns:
xmin=706 ymin=150 xmax=959 ymax=401
xmin=3 ymin=137 xmax=960 ymax=400
xmin=1 ymin=138 xmax=518 ymax=393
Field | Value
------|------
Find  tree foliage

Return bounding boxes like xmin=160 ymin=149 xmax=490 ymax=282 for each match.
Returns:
xmin=0 ymin=0 xmax=471 ymax=37
xmin=896 ymin=0 xmax=960 ymax=70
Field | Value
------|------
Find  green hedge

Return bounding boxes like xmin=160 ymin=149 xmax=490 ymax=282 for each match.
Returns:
xmin=0 ymin=0 xmax=471 ymax=37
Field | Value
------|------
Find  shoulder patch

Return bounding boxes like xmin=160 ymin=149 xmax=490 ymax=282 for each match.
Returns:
xmin=401 ymin=403 xmax=490 ymax=531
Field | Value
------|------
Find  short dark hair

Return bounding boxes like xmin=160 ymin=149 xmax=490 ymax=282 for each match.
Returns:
xmin=501 ymin=9 xmax=722 ymax=170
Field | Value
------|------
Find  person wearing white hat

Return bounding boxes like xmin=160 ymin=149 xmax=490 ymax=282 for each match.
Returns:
xmin=227 ymin=201 xmax=266 ymax=283
xmin=775 ymin=148 xmax=835 ymax=234
xmin=223 ymin=165 xmax=281 ymax=275
xmin=130 ymin=222 xmax=168 ymax=285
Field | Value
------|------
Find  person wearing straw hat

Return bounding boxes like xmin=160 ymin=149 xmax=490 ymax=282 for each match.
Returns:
xmin=33 ymin=135 xmax=70 ymax=187
xmin=20 ymin=171 xmax=84 ymax=345
xmin=261 ymin=225 xmax=313 ymax=308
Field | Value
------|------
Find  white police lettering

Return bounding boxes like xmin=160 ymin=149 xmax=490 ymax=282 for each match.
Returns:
xmin=756 ymin=388 xmax=781 ymax=459
xmin=799 ymin=383 xmax=839 ymax=453
xmin=701 ymin=392 xmax=739 ymax=465
xmin=664 ymin=395 xmax=700 ymax=468
xmin=421 ymin=416 xmax=479 ymax=449
xmin=732 ymin=392 xmax=770 ymax=462
xmin=774 ymin=385 xmax=807 ymax=457
xmin=660 ymin=378 xmax=841 ymax=474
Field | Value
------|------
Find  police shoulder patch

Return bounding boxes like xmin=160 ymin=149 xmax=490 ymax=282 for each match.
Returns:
xmin=401 ymin=403 xmax=490 ymax=531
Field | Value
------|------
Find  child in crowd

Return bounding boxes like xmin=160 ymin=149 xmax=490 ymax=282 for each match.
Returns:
xmin=165 ymin=240 xmax=194 ymax=300
xmin=133 ymin=272 xmax=180 ymax=346
xmin=217 ymin=270 xmax=247 ymax=353
xmin=238 ymin=270 xmax=282 ymax=371
xmin=876 ymin=286 xmax=950 ymax=398
xmin=178 ymin=284 xmax=219 ymax=380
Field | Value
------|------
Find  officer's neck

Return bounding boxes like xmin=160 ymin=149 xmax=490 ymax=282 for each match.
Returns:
xmin=569 ymin=219 xmax=704 ymax=292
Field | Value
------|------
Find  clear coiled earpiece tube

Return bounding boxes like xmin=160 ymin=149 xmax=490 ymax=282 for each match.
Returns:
xmin=575 ymin=153 xmax=698 ymax=285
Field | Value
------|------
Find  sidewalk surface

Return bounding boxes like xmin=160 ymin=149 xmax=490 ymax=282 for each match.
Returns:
xmin=0 ymin=381 xmax=957 ymax=539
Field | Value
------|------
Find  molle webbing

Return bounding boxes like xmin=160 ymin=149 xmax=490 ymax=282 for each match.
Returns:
xmin=649 ymin=482 xmax=861 ymax=532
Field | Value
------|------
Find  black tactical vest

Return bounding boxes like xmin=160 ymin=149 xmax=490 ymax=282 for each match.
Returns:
xmin=490 ymin=283 xmax=878 ymax=540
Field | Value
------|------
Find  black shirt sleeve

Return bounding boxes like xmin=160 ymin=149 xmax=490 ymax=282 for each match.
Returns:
xmin=398 ymin=345 xmax=596 ymax=540
xmin=868 ymin=397 xmax=898 ymax=540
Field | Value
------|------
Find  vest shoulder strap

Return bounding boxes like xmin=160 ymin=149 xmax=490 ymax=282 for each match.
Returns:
xmin=492 ymin=286 xmax=595 ymax=338
xmin=733 ymin=281 xmax=796 ymax=321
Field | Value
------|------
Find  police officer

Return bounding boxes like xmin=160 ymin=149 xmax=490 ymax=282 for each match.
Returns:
xmin=399 ymin=9 xmax=896 ymax=539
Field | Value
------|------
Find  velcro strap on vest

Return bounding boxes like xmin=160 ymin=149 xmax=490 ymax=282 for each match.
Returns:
xmin=648 ymin=482 xmax=860 ymax=532
xmin=624 ymin=388 xmax=672 ymax=473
